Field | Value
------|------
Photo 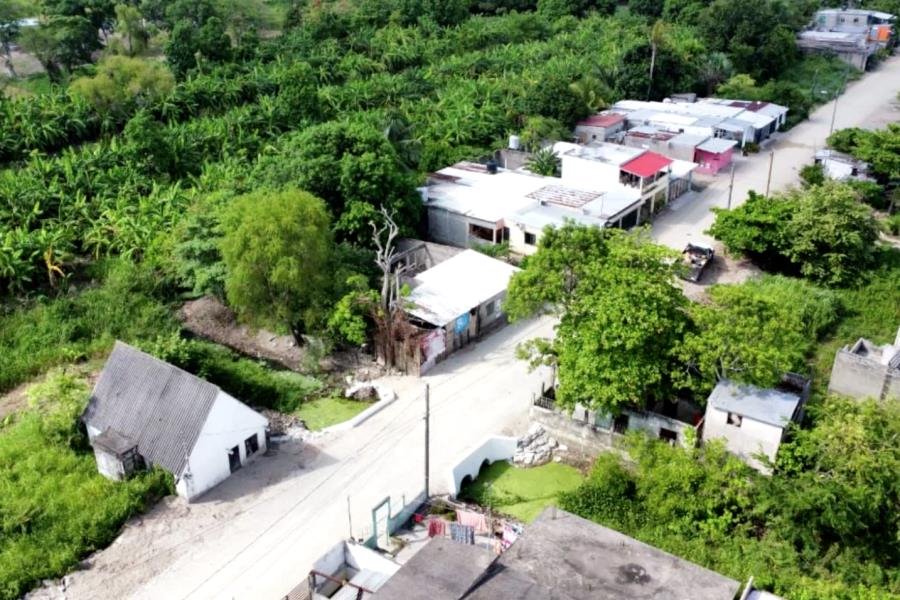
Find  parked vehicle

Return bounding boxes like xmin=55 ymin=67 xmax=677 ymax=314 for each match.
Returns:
xmin=681 ymin=244 xmax=715 ymax=282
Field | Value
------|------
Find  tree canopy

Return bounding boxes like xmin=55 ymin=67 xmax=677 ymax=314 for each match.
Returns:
xmin=675 ymin=277 xmax=838 ymax=396
xmin=560 ymin=395 xmax=900 ymax=598
xmin=709 ymin=183 xmax=880 ymax=286
xmin=219 ymin=188 xmax=335 ymax=340
xmin=69 ymin=56 xmax=175 ymax=118
xmin=507 ymin=225 xmax=686 ymax=412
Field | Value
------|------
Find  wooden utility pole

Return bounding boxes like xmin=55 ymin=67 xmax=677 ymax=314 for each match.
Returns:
xmin=347 ymin=496 xmax=353 ymax=539
xmin=424 ymin=384 xmax=430 ymax=498
xmin=765 ymin=152 xmax=775 ymax=197
xmin=727 ymin=162 xmax=736 ymax=209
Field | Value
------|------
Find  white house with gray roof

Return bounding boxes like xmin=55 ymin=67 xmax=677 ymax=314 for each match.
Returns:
xmin=82 ymin=341 xmax=268 ymax=500
xmin=703 ymin=376 xmax=809 ymax=473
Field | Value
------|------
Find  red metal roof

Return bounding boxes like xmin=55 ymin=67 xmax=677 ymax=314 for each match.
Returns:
xmin=578 ymin=113 xmax=626 ymax=128
xmin=620 ymin=152 xmax=672 ymax=178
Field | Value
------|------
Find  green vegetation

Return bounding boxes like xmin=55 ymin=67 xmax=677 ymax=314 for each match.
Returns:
xmin=560 ymin=398 xmax=900 ymax=600
xmin=459 ymin=460 xmax=583 ymax=523
xmin=294 ymin=395 xmax=370 ymax=431
xmin=676 ymin=277 xmax=840 ymax=396
xmin=709 ymin=183 xmax=881 ymax=286
xmin=0 ymin=373 xmax=172 ymax=600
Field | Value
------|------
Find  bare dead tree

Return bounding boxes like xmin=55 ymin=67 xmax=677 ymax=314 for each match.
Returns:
xmin=369 ymin=207 xmax=421 ymax=369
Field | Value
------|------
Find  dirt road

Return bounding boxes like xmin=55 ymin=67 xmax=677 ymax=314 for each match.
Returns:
xmin=651 ymin=54 xmax=900 ymax=252
xmin=38 ymin=316 xmax=556 ymax=600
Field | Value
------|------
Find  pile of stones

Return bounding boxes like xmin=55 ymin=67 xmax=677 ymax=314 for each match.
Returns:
xmin=513 ymin=424 xmax=566 ymax=466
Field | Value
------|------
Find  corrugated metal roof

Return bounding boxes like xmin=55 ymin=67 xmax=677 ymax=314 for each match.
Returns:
xmin=82 ymin=342 xmax=220 ymax=476
xmin=696 ymin=138 xmax=737 ymax=154
xmin=405 ymin=250 xmax=519 ymax=327
xmin=707 ymin=380 xmax=801 ymax=428
xmin=578 ymin=112 xmax=626 ymax=128
xmin=620 ymin=152 xmax=672 ymax=178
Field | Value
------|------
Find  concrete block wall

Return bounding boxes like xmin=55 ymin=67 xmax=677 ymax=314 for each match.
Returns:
xmin=529 ymin=405 xmax=619 ymax=458
xmin=828 ymin=350 xmax=890 ymax=400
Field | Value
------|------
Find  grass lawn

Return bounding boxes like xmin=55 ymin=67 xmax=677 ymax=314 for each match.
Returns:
xmin=458 ymin=460 xmax=584 ymax=523
xmin=294 ymin=395 xmax=370 ymax=430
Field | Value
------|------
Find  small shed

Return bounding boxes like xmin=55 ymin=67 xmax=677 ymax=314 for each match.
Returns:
xmin=574 ymin=112 xmax=627 ymax=143
xmin=83 ymin=342 xmax=269 ymax=500
xmin=814 ymin=149 xmax=873 ymax=182
xmin=404 ymin=250 xmax=519 ymax=372
xmin=695 ymin=137 xmax=737 ymax=175
xmin=703 ymin=376 xmax=809 ymax=473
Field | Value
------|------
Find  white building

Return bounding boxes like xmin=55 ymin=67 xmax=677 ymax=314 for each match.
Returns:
xmin=612 ymin=98 xmax=788 ymax=146
xmin=702 ymin=378 xmax=807 ymax=473
xmin=82 ymin=341 xmax=269 ymax=500
xmin=814 ymin=149 xmax=873 ymax=181
xmin=422 ymin=161 xmax=644 ymax=255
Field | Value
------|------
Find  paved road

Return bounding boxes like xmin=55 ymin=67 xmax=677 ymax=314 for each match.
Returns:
xmin=652 ymin=54 xmax=900 ymax=251
xmin=36 ymin=55 xmax=900 ymax=600
xmin=47 ymin=317 xmax=555 ymax=600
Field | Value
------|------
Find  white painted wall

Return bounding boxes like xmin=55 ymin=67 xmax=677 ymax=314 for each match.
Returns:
xmin=176 ymin=391 xmax=268 ymax=500
xmin=703 ymin=406 xmax=784 ymax=473
xmin=821 ymin=158 xmax=855 ymax=180
xmin=446 ymin=435 xmax=517 ymax=496
xmin=345 ymin=543 xmax=400 ymax=576
xmin=94 ymin=447 xmax=127 ymax=480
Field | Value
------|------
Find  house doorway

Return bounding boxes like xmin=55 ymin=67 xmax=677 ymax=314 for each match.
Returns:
xmin=228 ymin=446 xmax=241 ymax=473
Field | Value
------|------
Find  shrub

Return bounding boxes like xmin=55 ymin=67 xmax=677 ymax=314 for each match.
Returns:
xmin=0 ymin=373 xmax=172 ymax=600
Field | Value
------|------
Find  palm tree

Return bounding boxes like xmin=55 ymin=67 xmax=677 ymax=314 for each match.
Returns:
xmin=698 ymin=52 xmax=733 ymax=96
xmin=526 ymin=147 xmax=561 ymax=177
xmin=569 ymin=75 xmax=613 ymax=113
xmin=647 ymin=20 xmax=668 ymax=101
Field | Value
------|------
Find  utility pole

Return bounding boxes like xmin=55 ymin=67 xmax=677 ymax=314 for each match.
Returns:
xmin=347 ymin=496 xmax=353 ymax=540
xmin=765 ymin=151 xmax=775 ymax=197
xmin=424 ymin=384 xmax=430 ymax=499
xmin=726 ymin=162 xmax=736 ymax=209
xmin=829 ymin=64 xmax=849 ymax=136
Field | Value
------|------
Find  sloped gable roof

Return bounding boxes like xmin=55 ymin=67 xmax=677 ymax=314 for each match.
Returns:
xmin=82 ymin=341 xmax=220 ymax=476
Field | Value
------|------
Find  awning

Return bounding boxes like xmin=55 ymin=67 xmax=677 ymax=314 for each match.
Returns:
xmin=620 ymin=152 xmax=673 ymax=178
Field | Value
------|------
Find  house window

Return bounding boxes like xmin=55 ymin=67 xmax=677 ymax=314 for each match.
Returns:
xmin=485 ymin=300 xmax=497 ymax=316
xmin=726 ymin=412 xmax=742 ymax=427
xmin=469 ymin=223 xmax=496 ymax=242
xmin=244 ymin=433 xmax=259 ymax=456
xmin=613 ymin=414 xmax=629 ymax=434
xmin=659 ymin=428 xmax=678 ymax=445
xmin=524 ymin=232 xmax=537 ymax=246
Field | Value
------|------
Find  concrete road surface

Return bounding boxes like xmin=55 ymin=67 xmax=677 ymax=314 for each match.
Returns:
xmin=32 ymin=56 xmax=900 ymax=600
xmin=41 ymin=316 xmax=556 ymax=600
xmin=651 ymin=54 xmax=900 ymax=252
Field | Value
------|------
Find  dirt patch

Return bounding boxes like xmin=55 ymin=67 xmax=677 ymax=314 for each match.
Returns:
xmin=678 ymin=251 xmax=762 ymax=303
xmin=0 ymin=363 xmax=102 ymax=421
xmin=179 ymin=297 xmax=305 ymax=371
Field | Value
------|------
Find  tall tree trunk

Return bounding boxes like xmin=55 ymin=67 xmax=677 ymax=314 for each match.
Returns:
xmin=647 ymin=43 xmax=656 ymax=101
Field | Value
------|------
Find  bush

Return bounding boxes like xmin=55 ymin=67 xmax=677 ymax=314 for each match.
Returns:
xmin=142 ymin=334 xmax=323 ymax=412
xmin=0 ymin=373 xmax=172 ymax=600
xmin=0 ymin=260 xmax=178 ymax=393
xmin=884 ymin=213 xmax=900 ymax=236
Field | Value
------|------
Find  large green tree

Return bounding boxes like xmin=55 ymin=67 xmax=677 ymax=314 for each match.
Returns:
xmin=675 ymin=278 xmax=836 ymax=396
xmin=219 ymin=188 xmax=334 ymax=341
xmin=709 ymin=183 xmax=880 ymax=286
xmin=20 ymin=16 xmax=101 ymax=79
xmin=69 ymin=56 xmax=175 ymax=120
xmin=507 ymin=225 xmax=686 ymax=412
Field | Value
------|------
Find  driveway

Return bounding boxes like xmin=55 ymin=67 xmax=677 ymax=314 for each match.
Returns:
xmin=35 ymin=316 xmax=556 ymax=600
xmin=651 ymin=54 xmax=900 ymax=253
